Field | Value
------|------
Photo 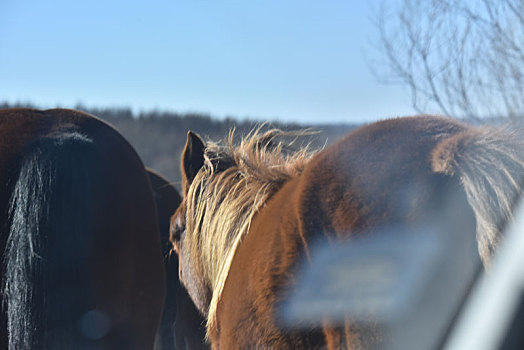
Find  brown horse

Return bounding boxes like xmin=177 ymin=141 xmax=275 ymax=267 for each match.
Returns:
xmin=171 ymin=116 xmax=524 ymax=349
xmin=148 ymin=170 xmax=208 ymax=350
xmin=0 ymin=108 xmax=165 ymax=349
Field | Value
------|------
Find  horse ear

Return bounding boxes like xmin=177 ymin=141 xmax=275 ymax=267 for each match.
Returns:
xmin=181 ymin=131 xmax=206 ymax=191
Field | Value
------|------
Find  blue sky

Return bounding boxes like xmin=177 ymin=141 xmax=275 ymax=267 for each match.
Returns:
xmin=0 ymin=0 xmax=415 ymax=123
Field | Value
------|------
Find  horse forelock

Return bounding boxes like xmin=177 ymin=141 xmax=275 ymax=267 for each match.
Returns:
xmin=182 ymin=128 xmax=314 ymax=331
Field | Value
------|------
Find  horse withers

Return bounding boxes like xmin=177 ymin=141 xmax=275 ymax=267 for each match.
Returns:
xmin=171 ymin=116 xmax=524 ymax=349
xmin=0 ymin=108 xmax=165 ymax=349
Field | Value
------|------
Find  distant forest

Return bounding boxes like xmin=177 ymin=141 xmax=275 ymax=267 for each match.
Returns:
xmin=1 ymin=102 xmax=359 ymax=186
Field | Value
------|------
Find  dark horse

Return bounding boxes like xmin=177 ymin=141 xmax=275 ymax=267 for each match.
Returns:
xmin=0 ymin=108 xmax=167 ymax=349
xmin=0 ymin=108 xmax=209 ymax=350
xmin=171 ymin=116 xmax=524 ymax=349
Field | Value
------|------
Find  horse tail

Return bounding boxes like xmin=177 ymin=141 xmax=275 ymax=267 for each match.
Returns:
xmin=3 ymin=131 xmax=95 ymax=349
xmin=432 ymin=125 xmax=524 ymax=266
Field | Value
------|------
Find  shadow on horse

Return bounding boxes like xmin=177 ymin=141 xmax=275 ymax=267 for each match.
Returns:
xmin=148 ymin=170 xmax=208 ymax=350
xmin=171 ymin=116 xmax=524 ymax=349
xmin=0 ymin=108 xmax=207 ymax=349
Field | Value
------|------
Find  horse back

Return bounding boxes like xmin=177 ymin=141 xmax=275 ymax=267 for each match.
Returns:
xmin=299 ymin=116 xmax=472 ymax=233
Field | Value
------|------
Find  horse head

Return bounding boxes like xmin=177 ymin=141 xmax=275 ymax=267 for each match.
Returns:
xmin=171 ymin=131 xmax=213 ymax=316
xmin=170 ymin=128 xmax=310 ymax=329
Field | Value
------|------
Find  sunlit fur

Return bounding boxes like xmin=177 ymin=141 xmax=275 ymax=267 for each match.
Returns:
xmin=431 ymin=125 xmax=524 ymax=265
xmin=183 ymin=128 xmax=312 ymax=330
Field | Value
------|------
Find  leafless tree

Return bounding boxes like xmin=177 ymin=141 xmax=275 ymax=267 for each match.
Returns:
xmin=372 ymin=0 xmax=524 ymax=120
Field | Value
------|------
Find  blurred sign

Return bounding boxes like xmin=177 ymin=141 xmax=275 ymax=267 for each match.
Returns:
xmin=280 ymin=226 xmax=444 ymax=326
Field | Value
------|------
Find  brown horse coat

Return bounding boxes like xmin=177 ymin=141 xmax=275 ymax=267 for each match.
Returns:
xmin=172 ymin=116 xmax=524 ymax=349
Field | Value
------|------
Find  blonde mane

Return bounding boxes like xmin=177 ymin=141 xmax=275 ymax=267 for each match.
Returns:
xmin=183 ymin=128 xmax=315 ymax=331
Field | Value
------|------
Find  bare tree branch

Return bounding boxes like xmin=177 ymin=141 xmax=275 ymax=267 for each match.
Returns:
xmin=371 ymin=0 xmax=524 ymax=120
